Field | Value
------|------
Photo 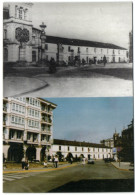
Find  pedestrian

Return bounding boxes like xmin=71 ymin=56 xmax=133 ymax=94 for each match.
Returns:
xmin=54 ymin=155 xmax=59 ymax=168
xmin=43 ymin=160 xmax=48 ymax=168
xmin=103 ymin=55 xmax=107 ymax=66
xmin=82 ymin=157 xmax=86 ymax=165
xmin=24 ymin=159 xmax=29 ymax=170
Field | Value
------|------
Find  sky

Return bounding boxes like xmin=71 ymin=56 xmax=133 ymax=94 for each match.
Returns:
xmin=32 ymin=2 xmax=132 ymax=49
xmin=45 ymin=97 xmax=133 ymax=144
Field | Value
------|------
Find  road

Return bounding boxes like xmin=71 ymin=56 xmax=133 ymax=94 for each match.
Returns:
xmin=3 ymin=63 xmax=133 ymax=97
xmin=3 ymin=160 xmax=134 ymax=192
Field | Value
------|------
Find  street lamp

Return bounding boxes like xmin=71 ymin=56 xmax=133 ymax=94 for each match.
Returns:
xmin=39 ymin=22 xmax=47 ymax=63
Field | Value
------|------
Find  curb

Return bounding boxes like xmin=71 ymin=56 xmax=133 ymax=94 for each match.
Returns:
xmin=111 ymin=162 xmax=134 ymax=171
xmin=3 ymin=163 xmax=78 ymax=174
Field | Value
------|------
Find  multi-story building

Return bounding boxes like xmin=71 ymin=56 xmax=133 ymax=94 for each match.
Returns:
xmin=3 ymin=2 xmax=128 ymax=65
xmin=51 ymin=139 xmax=113 ymax=160
xmin=100 ymin=138 xmax=114 ymax=148
xmin=3 ymin=97 xmax=57 ymax=162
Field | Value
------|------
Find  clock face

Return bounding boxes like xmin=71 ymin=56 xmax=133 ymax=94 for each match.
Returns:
xmin=15 ymin=27 xmax=29 ymax=43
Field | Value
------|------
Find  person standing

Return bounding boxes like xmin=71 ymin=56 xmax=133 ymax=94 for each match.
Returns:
xmin=54 ymin=155 xmax=58 ymax=168
xmin=103 ymin=55 xmax=107 ymax=66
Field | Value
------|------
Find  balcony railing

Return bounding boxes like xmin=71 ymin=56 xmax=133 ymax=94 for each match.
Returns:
xmin=41 ymin=108 xmax=52 ymax=114
xmin=41 ymin=119 xmax=52 ymax=124
xmin=41 ymin=140 xmax=51 ymax=145
xmin=41 ymin=129 xmax=51 ymax=134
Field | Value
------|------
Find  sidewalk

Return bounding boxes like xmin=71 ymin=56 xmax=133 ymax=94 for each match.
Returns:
xmin=3 ymin=162 xmax=78 ymax=174
xmin=111 ymin=162 xmax=134 ymax=171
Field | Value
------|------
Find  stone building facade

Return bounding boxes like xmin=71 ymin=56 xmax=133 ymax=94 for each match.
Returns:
xmin=3 ymin=2 xmax=128 ymax=65
xmin=52 ymin=139 xmax=113 ymax=160
xmin=3 ymin=97 xmax=57 ymax=161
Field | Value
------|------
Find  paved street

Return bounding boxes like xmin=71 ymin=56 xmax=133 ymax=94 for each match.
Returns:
xmin=3 ymin=63 xmax=133 ymax=97
xmin=3 ymin=160 xmax=134 ymax=193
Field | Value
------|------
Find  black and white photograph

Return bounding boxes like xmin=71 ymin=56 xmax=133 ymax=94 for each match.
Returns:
xmin=3 ymin=1 xmax=133 ymax=97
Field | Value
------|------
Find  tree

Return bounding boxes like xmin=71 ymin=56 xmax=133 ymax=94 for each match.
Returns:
xmin=66 ymin=152 xmax=73 ymax=162
xmin=56 ymin=151 xmax=63 ymax=162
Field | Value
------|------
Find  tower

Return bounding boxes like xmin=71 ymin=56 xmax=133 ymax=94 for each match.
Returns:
xmin=3 ymin=3 xmax=33 ymax=63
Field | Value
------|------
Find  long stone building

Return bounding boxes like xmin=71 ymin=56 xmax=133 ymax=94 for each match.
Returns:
xmin=52 ymin=139 xmax=113 ymax=160
xmin=3 ymin=97 xmax=57 ymax=161
xmin=3 ymin=2 xmax=128 ymax=65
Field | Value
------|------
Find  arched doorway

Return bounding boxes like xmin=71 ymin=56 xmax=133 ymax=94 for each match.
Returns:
xmin=8 ymin=143 xmax=24 ymax=162
xmin=26 ymin=146 xmax=36 ymax=162
xmin=40 ymin=146 xmax=46 ymax=161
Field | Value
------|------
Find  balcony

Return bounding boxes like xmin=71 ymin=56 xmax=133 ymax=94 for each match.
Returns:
xmin=41 ymin=140 xmax=51 ymax=145
xmin=8 ymin=136 xmax=23 ymax=143
xmin=41 ymin=108 xmax=52 ymax=115
xmin=27 ymin=139 xmax=39 ymax=145
xmin=41 ymin=129 xmax=52 ymax=135
xmin=41 ymin=119 xmax=52 ymax=125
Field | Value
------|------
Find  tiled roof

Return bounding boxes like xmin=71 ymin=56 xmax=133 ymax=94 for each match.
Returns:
xmin=46 ymin=35 xmax=127 ymax=50
xmin=53 ymin=139 xmax=111 ymax=148
xmin=32 ymin=27 xmax=127 ymax=50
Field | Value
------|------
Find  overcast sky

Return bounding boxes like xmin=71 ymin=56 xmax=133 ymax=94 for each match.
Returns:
xmin=32 ymin=2 xmax=132 ymax=49
xmin=46 ymin=97 xmax=133 ymax=144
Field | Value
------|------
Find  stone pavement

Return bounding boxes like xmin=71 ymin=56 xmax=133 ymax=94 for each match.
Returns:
xmin=111 ymin=162 xmax=134 ymax=171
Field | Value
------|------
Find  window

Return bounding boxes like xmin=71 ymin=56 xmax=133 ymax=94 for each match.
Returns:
xmin=75 ymin=146 xmax=77 ymax=151
xmin=94 ymin=48 xmax=96 ymax=53
xmin=19 ymin=8 xmax=23 ymax=19
xmin=93 ymin=148 xmax=95 ymax=152
xmin=101 ymin=49 xmax=102 ymax=53
xmin=59 ymin=146 xmax=61 ymax=151
xmin=10 ymin=130 xmax=15 ymax=139
xmin=107 ymin=49 xmax=108 ymax=54
xmin=24 ymin=9 xmax=27 ymax=20
xmin=45 ymin=44 xmax=48 ymax=50
xmin=68 ymin=46 xmax=71 ymax=52
xmin=88 ymin=148 xmax=90 ymax=152
xmin=82 ymin=147 xmax=83 ymax=151
xmin=12 ymin=103 xmax=15 ymax=110
xmin=86 ymin=48 xmax=88 ymax=52
xmin=3 ymin=8 xmax=9 ymax=19
xmin=27 ymin=133 xmax=31 ymax=140
xmin=78 ymin=47 xmax=80 ymax=53
xmin=68 ymin=146 xmax=70 ymax=151
xmin=118 ymin=50 xmax=120 ymax=54
xmin=17 ymin=131 xmax=22 ymax=139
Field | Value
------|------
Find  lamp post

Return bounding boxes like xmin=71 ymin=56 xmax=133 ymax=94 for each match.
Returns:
xmin=39 ymin=22 xmax=47 ymax=63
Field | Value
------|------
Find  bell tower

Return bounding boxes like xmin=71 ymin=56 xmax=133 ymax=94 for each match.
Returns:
xmin=3 ymin=2 xmax=33 ymax=63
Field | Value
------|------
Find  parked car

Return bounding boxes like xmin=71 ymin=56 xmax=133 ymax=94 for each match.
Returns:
xmin=88 ymin=158 xmax=95 ymax=164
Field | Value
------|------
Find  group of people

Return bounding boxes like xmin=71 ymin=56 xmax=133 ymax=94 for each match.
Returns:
xmin=22 ymin=159 xmax=29 ymax=170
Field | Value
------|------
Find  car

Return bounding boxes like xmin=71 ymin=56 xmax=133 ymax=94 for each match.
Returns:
xmin=88 ymin=158 xmax=95 ymax=164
